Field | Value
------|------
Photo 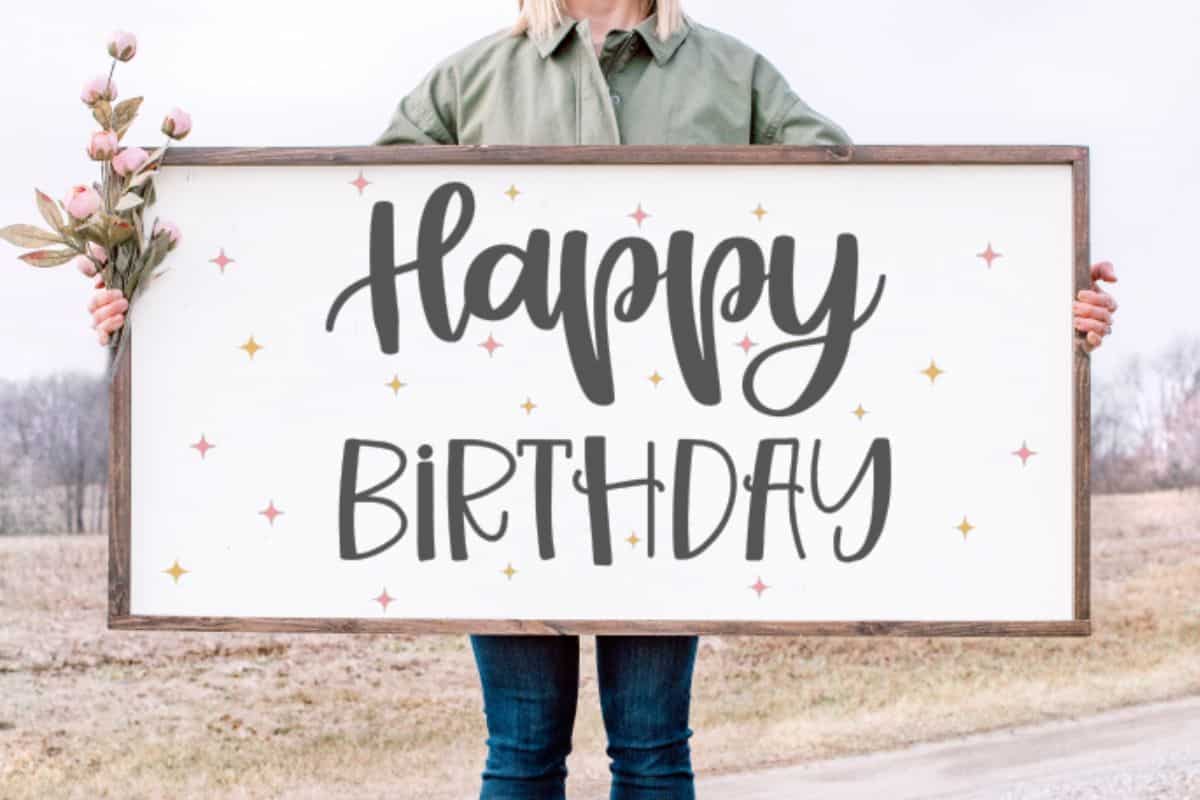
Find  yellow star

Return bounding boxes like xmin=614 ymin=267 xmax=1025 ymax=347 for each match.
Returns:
xmin=625 ymin=531 xmax=640 ymax=547
xmin=955 ymin=516 xmax=975 ymax=539
xmin=648 ymin=370 xmax=664 ymax=387
xmin=521 ymin=397 xmax=537 ymax=415
xmin=751 ymin=203 xmax=768 ymax=221
xmin=163 ymin=560 xmax=188 ymax=583
xmin=852 ymin=403 xmax=868 ymax=420
xmin=504 ymin=184 xmax=521 ymax=201
xmin=385 ymin=374 xmax=406 ymax=396
xmin=239 ymin=335 xmax=263 ymax=360
xmin=921 ymin=359 xmax=945 ymax=384
xmin=501 ymin=562 xmax=518 ymax=580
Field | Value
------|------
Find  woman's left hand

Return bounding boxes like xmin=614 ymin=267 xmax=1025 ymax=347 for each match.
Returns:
xmin=1073 ymin=261 xmax=1118 ymax=352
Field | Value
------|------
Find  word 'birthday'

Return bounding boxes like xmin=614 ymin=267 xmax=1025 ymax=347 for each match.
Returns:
xmin=326 ymin=183 xmax=887 ymax=416
xmin=339 ymin=436 xmax=892 ymax=566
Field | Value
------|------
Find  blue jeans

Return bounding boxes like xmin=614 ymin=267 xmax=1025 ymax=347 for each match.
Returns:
xmin=470 ymin=634 xmax=699 ymax=800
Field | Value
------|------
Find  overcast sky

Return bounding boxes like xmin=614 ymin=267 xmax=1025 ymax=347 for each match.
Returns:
xmin=1 ymin=0 xmax=1195 ymax=381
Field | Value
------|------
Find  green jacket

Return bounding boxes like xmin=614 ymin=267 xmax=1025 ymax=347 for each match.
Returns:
xmin=375 ymin=13 xmax=850 ymax=147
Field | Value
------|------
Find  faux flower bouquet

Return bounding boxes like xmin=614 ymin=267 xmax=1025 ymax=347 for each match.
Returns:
xmin=0 ymin=30 xmax=192 ymax=353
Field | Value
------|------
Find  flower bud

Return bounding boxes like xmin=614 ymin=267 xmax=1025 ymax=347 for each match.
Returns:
xmin=72 ymin=254 xmax=98 ymax=278
xmin=161 ymin=107 xmax=192 ymax=140
xmin=106 ymin=30 xmax=137 ymax=62
xmin=64 ymin=185 xmax=102 ymax=220
xmin=81 ymin=75 xmax=118 ymax=106
xmin=87 ymin=242 xmax=109 ymax=264
xmin=112 ymin=147 xmax=150 ymax=177
xmin=153 ymin=220 xmax=182 ymax=250
xmin=87 ymin=130 xmax=119 ymax=161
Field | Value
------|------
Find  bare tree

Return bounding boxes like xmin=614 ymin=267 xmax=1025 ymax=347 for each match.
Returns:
xmin=9 ymin=373 xmax=107 ymax=533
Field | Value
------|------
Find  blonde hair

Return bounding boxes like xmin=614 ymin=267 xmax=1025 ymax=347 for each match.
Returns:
xmin=514 ymin=0 xmax=683 ymax=43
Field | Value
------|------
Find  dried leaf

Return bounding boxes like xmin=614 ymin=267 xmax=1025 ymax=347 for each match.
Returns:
xmin=143 ymin=147 xmax=167 ymax=170
xmin=132 ymin=211 xmax=145 ymax=256
xmin=19 ymin=248 xmax=76 ymax=267
xmin=92 ymin=100 xmax=113 ymax=130
xmin=108 ymin=217 xmax=136 ymax=246
xmin=115 ymin=193 xmax=144 ymax=212
xmin=34 ymin=189 xmax=64 ymax=234
xmin=145 ymin=233 xmax=171 ymax=270
xmin=0 ymin=224 xmax=64 ymax=248
xmin=112 ymin=96 xmax=143 ymax=139
xmin=116 ymin=242 xmax=135 ymax=275
xmin=128 ymin=170 xmax=156 ymax=190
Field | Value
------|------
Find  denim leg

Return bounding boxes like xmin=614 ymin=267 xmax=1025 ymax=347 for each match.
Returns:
xmin=471 ymin=634 xmax=580 ymax=800
xmin=595 ymin=635 xmax=699 ymax=800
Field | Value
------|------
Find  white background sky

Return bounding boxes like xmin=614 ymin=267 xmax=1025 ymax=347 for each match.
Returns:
xmin=1 ymin=0 xmax=1196 ymax=381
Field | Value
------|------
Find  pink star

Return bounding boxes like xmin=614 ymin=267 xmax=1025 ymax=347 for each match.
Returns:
xmin=259 ymin=500 xmax=284 ymax=526
xmin=479 ymin=333 xmax=503 ymax=357
xmin=190 ymin=434 xmax=214 ymax=459
xmin=749 ymin=576 xmax=769 ymax=598
xmin=1012 ymin=441 xmax=1038 ymax=466
xmin=977 ymin=242 xmax=1002 ymax=269
xmin=373 ymin=588 xmax=394 ymax=613
xmin=628 ymin=203 xmax=651 ymax=228
xmin=349 ymin=171 xmax=371 ymax=195
xmin=735 ymin=334 xmax=757 ymax=355
xmin=210 ymin=248 xmax=235 ymax=274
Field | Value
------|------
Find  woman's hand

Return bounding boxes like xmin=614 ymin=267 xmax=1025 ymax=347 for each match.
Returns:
xmin=79 ymin=257 xmax=127 ymax=346
xmin=1073 ymin=261 xmax=1118 ymax=352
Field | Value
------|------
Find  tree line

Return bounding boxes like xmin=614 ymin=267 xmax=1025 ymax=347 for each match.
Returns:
xmin=0 ymin=373 xmax=107 ymax=534
xmin=0 ymin=337 xmax=1195 ymax=534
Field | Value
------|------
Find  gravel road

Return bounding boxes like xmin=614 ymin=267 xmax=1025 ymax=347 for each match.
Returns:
xmin=692 ymin=696 xmax=1200 ymax=800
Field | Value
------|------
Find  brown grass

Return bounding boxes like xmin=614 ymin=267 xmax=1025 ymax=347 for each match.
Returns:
xmin=2 ymin=489 xmax=1199 ymax=799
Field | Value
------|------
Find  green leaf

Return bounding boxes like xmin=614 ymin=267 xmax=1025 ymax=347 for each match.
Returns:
xmin=115 ymin=193 xmax=144 ymax=212
xmin=34 ymin=189 xmax=64 ymax=234
xmin=112 ymin=96 xmax=143 ymax=139
xmin=0 ymin=224 xmax=64 ymax=248
xmin=145 ymin=233 xmax=171 ymax=270
xmin=19 ymin=248 xmax=76 ymax=267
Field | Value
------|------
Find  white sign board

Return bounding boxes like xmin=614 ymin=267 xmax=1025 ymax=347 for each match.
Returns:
xmin=109 ymin=147 xmax=1089 ymax=635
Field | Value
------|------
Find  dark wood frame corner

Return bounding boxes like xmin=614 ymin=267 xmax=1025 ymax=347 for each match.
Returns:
xmin=107 ymin=144 xmax=1092 ymax=637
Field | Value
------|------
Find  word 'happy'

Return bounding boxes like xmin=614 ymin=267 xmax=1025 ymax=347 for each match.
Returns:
xmin=325 ymin=182 xmax=887 ymax=416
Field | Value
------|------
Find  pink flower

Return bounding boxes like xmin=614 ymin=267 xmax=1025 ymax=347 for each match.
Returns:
xmin=106 ymin=30 xmax=137 ymax=62
xmin=88 ymin=242 xmax=109 ymax=264
xmin=112 ymin=147 xmax=150 ymax=177
xmin=63 ymin=185 xmax=102 ymax=220
xmin=81 ymin=75 xmax=118 ymax=105
xmin=153 ymin=220 xmax=182 ymax=249
xmin=161 ymin=107 xmax=192 ymax=140
xmin=87 ymin=130 xmax=119 ymax=161
xmin=72 ymin=254 xmax=98 ymax=278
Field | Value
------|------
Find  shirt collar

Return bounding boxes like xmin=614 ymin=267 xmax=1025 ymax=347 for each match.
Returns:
xmin=531 ymin=12 xmax=691 ymax=65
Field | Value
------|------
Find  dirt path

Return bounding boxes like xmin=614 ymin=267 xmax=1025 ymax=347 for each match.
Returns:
xmin=691 ymin=696 xmax=1200 ymax=800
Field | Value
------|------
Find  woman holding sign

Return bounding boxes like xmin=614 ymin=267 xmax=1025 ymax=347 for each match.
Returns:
xmin=85 ymin=1 xmax=1120 ymax=798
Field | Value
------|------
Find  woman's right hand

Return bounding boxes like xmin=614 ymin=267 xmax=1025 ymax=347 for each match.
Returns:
xmin=79 ymin=258 xmax=128 ymax=346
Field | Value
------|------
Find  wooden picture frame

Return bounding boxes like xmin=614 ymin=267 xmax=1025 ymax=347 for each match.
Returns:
xmin=108 ymin=144 xmax=1091 ymax=636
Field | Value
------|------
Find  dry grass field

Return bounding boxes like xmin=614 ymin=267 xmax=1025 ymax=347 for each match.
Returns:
xmin=2 ymin=489 xmax=1199 ymax=799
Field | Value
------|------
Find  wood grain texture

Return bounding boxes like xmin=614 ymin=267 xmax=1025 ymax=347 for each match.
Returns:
xmin=107 ymin=615 xmax=1091 ymax=637
xmin=1073 ymin=150 xmax=1093 ymax=623
xmin=111 ymin=145 xmax=1092 ymax=636
xmin=107 ymin=339 xmax=132 ymax=620
xmin=160 ymin=144 xmax=1089 ymax=167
